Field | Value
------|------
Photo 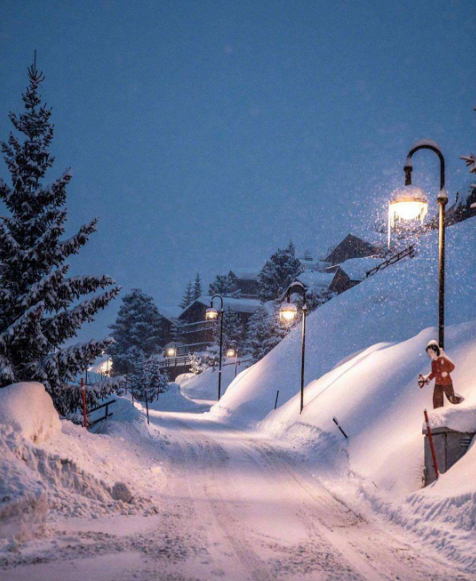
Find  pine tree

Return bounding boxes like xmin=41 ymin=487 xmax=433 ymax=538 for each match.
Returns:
xmin=192 ymin=272 xmax=202 ymax=300
xmin=215 ymin=307 xmax=244 ymax=351
xmin=129 ymin=350 xmax=149 ymax=402
xmin=257 ymin=241 xmax=303 ymax=302
xmin=180 ymin=281 xmax=194 ymax=309
xmin=0 ymin=57 xmax=120 ymax=412
xmin=245 ymin=304 xmax=289 ymax=363
xmin=109 ymin=289 xmax=169 ymax=375
xmin=146 ymin=357 xmax=169 ymax=398
xmin=208 ymin=274 xmax=239 ymax=297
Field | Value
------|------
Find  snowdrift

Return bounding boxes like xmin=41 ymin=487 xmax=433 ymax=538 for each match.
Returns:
xmin=0 ymin=383 xmax=60 ymax=540
xmin=211 ymin=219 xmax=476 ymax=427
xmin=0 ymin=382 xmax=61 ymax=443
xmin=207 ymin=218 xmax=476 ymax=569
xmin=178 ymin=360 xmax=251 ymax=402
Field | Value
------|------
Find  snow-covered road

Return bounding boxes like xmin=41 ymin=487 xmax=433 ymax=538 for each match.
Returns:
xmin=4 ymin=402 xmax=475 ymax=581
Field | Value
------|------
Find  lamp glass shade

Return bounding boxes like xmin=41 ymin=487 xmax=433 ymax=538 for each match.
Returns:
xmin=226 ymin=348 xmax=236 ymax=358
xmin=166 ymin=347 xmax=176 ymax=357
xmin=206 ymin=307 xmax=219 ymax=320
xmin=280 ymin=303 xmax=298 ymax=322
xmin=389 ymin=186 xmax=428 ymax=225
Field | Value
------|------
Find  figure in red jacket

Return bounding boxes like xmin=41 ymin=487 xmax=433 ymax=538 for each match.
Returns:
xmin=418 ymin=340 xmax=464 ymax=409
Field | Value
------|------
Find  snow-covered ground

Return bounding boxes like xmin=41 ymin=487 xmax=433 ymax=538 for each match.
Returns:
xmin=1 ymin=219 xmax=475 ymax=580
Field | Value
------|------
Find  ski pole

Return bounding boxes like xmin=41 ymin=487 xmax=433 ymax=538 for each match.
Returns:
xmin=424 ymin=409 xmax=439 ymax=480
xmin=333 ymin=417 xmax=348 ymax=439
xmin=274 ymin=389 xmax=280 ymax=410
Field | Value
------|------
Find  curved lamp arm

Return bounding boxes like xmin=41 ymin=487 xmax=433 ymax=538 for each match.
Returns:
xmin=211 ymin=294 xmax=224 ymax=312
xmin=404 ymin=141 xmax=446 ymax=199
xmin=286 ymin=282 xmax=307 ymax=308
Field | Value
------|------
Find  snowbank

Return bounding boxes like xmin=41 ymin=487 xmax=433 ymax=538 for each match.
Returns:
xmin=427 ymin=403 xmax=476 ymax=433
xmin=0 ymin=382 xmax=61 ymax=443
xmin=0 ymin=426 xmax=47 ymax=541
xmin=179 ymin=361 xmax=251 ymax=402
xmin=206 ymin=219 xmax=476 ymax=569
xmin=212 ymin=219 xmax=476 ymax=427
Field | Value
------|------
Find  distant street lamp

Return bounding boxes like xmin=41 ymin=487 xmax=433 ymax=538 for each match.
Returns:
xmin=226 ymin=347 xmax=239 ymax=377
xmin=280 ymin=282 xmax=307 ymax=414
xmin=206 ymin=294 xmax=224 ymax=400
xmin=390 ymin=140 xmax=447 ymax=347
xmin=166 ymin=343 xmax=177 ymax=367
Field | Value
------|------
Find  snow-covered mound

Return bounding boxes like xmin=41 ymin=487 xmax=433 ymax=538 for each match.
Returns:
xmin=212 ymin=219 xmax=476 ymax=426
xmin=0 ymin=382 xmax=61 ymax=443
xmin=178 ymin=361 xmax=251 ymax=402
xmin=207 ymin=219 xmax=476 ymax=569
xmin=0 ymin=394 xmax=169 ymax=543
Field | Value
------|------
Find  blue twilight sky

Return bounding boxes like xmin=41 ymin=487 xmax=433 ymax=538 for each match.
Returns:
xmin=0 ymin=0 xmax=475 ymax=341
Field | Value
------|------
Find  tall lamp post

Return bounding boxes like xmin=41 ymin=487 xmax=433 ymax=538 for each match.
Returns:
xmin=206 ymin=294 xmax=224 ymax=400
xmin=389 ymin=140 xmax=447 ymax=348
xmin=280 ymin=282 xmax=307 ymax=414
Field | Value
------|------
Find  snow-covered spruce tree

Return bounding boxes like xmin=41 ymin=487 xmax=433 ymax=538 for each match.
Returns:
xmin=245 ymin=304 xmax=289 ymax=363
xmin=146 ymin=357 xmax=169 ymax=397
xmin=214 ymin=307 xmax=244 ymax=351
xmin=192 ymin=272 xmax=202 ymax=301
xmin=0 ymin=59 xmax=120 ymax=413
xmin=129 ymin=350 xmax=149 ymax=402
xmin=208 ymin=274 xmax=240 ymax=297
xmin=108 ymin=288 xmax=169 ymax=375
xmin=130 ymin=354 xmax=168 ymax=403
xmin=180 ymin=280 xmax=194 ymax=309
xmin=257 ymin=241 xmax=303 ymax=302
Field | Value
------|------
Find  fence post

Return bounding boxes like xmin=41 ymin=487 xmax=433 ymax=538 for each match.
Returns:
xmin=81 ymin=377 xmax=88 ymax=429
xmin=145 ymin=395 xmax=150 ymax=425
xmin=274 ymin=389 xmax=280 ymax=410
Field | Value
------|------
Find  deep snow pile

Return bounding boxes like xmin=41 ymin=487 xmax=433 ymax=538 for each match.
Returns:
xmin=206 ymin=218 xmax=476 ymax=569
xmin=177 ymin=359 xmax=251 ymax=402
xmin=0 ymin=384 xmax=169 ymax=543
xmin=212 ymin=219 xmax=476 ymax=427
xmin=0 ymin=382 xmax=61 ymax=443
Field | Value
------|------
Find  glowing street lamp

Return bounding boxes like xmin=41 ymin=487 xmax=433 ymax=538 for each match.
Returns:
xmin=392 ymin=140 xmax=448 ymax=348
xmin=205 ymin=294 xmax=224 ymax=400
xmin=206 ymin=307 xmax=219 ymax=320
xmin=166 ymin=345 xmax=177 ymax=358
xmin=388 ymin=185 xmax=428 ymax=245
xmin=280 ymin=282 xmax=307 ymax=414
xmin=226 ymin=348 xmax=239 ymax=377
xmin=279 ymin=302 xmax=298 ymax=323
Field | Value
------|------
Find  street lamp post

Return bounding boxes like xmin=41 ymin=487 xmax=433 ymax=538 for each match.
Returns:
xmin=206 ymin=294 xmax=224 ymax=400
xmin=280 ymin=282 xmax=308 ymax=414
xmin=226 ymin=347 xmax=239 ymax=377
xmin=389 ymin=141 xmax=447 ymax=348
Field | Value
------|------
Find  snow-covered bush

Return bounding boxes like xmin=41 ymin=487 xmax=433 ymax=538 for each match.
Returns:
xmin=188 ymin=352 xmax=203 ymax=375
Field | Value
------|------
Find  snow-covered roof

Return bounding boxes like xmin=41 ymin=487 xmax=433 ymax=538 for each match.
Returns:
xmin=182 ymin=296 xmax=262 ymax=315
xmin=331 ymin=257 xmax=383 ymax=281
xmin=229 ymin=268 xmax=261 ymax=280
xmin=289 ymin=271 xmax=336 ymax=294
xmin=159 ymin=306 xmax=183 ymax=321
